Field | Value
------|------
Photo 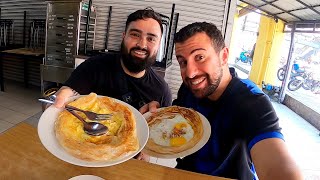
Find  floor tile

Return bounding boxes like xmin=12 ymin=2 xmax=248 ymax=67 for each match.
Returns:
xmin=7 ymin=102 xmax=41 ymax=116
xmin=25 ymin=112 xmax=42 ymax=128
xmin=0 ymin=120 xmax=15 ymax=134
xmin=0 ymin=111 xmax=29 ymax=124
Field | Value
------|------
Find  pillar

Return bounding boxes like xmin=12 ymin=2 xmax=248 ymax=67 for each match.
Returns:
xmin=249 ymin=16 xmax=285 ymax=86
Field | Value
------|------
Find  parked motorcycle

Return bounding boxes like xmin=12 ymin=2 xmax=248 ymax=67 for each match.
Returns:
xmin=310 ymin=80 xmax=320 ymax=94
xmin=235 ymin=50 xmax=252 ymax=65
xmin=301 ymin=72 xmax=314 ymax=90
xmin=277 ymin=63 xmax=305 ymax=81
xmin=287 ymin=71 xmax=308 ymax=91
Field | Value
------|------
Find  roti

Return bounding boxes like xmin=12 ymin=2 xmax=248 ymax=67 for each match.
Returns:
xmin=145 ymin=106 xmax=203 ymax=154
xmin=54 ymin=93 xmax=139 ymax=161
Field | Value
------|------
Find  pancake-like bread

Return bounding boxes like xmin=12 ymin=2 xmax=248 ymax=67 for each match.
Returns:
xmin=55 ymin=93 xmax=139 ymax=161
xmin=145 ymin=106 xmax=203 ymax=154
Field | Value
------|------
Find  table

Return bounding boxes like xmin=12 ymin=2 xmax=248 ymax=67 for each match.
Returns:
xmin=0 ymin=48 xmax=44 ymax=91
xmin=0 ymin=123 xmax=230 ymax=180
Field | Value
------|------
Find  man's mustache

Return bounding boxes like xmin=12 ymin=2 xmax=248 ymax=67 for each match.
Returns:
xmin=185 ymin=75 xmax=206 ymax=81
xmin=130 ymin=47 xmax=148 ymax=53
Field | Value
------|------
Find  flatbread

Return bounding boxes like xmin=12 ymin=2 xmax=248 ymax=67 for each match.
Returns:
xmin=145 ymin=106 xmax=203 ymax=154
xmin=55 ymin=93 xmax=139 ymax=161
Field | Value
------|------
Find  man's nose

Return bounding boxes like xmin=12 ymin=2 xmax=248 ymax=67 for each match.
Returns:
xmin=185 ymin=61 xmax=198 ymax=79
xmin=137 ymin=37 xmax=147 ymax=49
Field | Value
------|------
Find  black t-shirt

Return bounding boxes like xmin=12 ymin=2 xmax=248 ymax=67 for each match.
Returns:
xmin=64 ymin=53 xmax=172 ymax=110
xmin=173 ymin=72 xmax=282 ymax=179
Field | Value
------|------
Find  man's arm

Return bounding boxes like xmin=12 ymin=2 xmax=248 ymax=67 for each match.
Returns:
xmin=251 ymin=138 xmax=303 ymax=180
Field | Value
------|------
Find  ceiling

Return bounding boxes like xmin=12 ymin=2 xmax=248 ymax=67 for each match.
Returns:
xmin=239 ymin=0 xmax=320 ymax=23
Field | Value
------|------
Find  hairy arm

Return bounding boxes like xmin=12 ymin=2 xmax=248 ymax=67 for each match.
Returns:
xmin=251 ymin=138 xmax=303 ymax=180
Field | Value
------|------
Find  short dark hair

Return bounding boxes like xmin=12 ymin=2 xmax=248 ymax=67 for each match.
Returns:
xmin=174 ymin=22 xmax=225 ymax=52
xmin=125 ymin=7 xmax=163 ymax=34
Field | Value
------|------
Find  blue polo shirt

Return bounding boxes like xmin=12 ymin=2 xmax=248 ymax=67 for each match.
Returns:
xmin=173 ymin=72 xmax=283 ymax=179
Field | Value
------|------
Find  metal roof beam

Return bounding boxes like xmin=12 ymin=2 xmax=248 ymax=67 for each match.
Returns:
xmin=240 ymin=0 xmax=287 ymax=23
xmin=275 ymin=5 xmax=320 ymax=15
xmin=295 ymin=0 xmax=320 ymax=16
xmin=238 ymin=5 xmax=257 ymax=17
xmin=237 ymin=4 xmax=273 ymax=18
xmin=256 ymin=0 xmax=278 ymax=8
xmin=260 ymin=0 xmax=304 ymax=21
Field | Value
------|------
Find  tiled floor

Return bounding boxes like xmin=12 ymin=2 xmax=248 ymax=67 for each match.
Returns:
xmin=0 ymin=80 xmax=42 ymax=133
xmin=1 ymin=80 xmax=320 ymax=179
xmin=274 ymin=102 xmax=320 ymax=179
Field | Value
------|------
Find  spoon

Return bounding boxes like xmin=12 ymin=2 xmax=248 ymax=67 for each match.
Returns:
xmin=67 ymin=109 xmax=108 ymax=136
xmin=38 ymin=97 xmax=108 ymax=136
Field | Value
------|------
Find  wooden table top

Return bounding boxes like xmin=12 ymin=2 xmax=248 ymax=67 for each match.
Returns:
xmin=2 ymin=48 xmax=44 ymax=56
xmin=0 ymin=123 xmax=230 ymax=180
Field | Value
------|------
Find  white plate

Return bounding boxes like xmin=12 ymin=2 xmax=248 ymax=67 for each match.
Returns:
xmin=69 ymin=175 xmax=104 ymax=180
xmin=37 ymin=95 xmax=149 ymax=167
xmin=142 ymin=107 xmax=211 ymax=159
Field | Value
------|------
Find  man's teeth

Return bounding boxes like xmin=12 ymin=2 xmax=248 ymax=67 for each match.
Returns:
xmin=134 ymin=50 xmax=146 ymax=55
xmin=191 ymin=77 xmax=205 ymax=85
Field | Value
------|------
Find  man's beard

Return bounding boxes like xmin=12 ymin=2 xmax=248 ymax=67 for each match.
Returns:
xmin=185 ymin=68 xmax=223 ymax=98
xmin=120 ymin=42 xmax=157 ymax=73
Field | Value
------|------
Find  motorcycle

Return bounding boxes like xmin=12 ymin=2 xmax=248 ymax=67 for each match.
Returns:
xmin=287 ymin=72 xmax=307 ymax=91
xmin=301 ymin=72 xmax=314 ymax=90
xmin=235 ymin=50 xmax=252 ymax=65
xmin=277 ymin=63 xmax=305 ymax=81
xmin=310 ymin=80 xmax=320 ymax=94
xmin=286 ymin=70 xmax=319 ymax=92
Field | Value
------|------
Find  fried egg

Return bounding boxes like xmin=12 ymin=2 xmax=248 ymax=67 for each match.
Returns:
xmin=149 ymin=114 xmax=194 ymax=147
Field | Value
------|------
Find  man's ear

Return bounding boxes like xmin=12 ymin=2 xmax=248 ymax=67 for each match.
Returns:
xmin=122 ymin=32 xmax=126 ymax=39
xmin=219 ymin=47 xmax=229 ymax=66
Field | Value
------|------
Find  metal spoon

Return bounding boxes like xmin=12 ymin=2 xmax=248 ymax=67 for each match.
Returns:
xmin=67 ymin=109 xmax=108 ymax=136
xmin=38 ymin=98 xmax=108 ymax=136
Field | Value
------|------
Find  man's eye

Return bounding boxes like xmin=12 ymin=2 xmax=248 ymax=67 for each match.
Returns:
xmin=178 ymin=60 xmax=187 ymax=67
xmin=147 ymin=37 xmax=156 ymax=42
xmin=195 ymin=55 xmax=205 ymax=61
xmin=131 ymin=33 xmax=140 ymax=37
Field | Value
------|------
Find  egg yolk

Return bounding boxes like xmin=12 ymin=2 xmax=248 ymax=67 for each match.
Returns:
xmin=170 ymin=137 xmax=187 ymax=146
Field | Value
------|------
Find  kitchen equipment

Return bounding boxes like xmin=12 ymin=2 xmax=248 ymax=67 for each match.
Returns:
xmin=44 ymin=0 xmax=96 ymax=68
xmin=41 ymin=0 xmax=97 ymax=97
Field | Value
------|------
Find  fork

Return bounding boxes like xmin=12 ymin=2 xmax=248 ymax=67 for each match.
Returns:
xmin=38 ymin=98 xmax=113 ymax=120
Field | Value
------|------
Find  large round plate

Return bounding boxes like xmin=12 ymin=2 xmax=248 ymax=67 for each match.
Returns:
xmin=142 ymin=107 xmax=211 ymax=159
xmin=37 ymin=95 xmax=149 ymax=167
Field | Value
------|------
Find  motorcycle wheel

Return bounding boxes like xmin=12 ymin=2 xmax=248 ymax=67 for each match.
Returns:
xmin=311 ymin=83 xmax=320 ymax=93
xmin=277 ymin=68 xmax=285 ymax=81
xmin=302 ymin=82 xmax=311 ymax=90
xmin=288 ymin=79 xmax=303 ymax=91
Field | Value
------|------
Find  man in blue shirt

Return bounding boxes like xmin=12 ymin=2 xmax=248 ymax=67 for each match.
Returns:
xmin=141 ymin=22 xmax=302 ymax=179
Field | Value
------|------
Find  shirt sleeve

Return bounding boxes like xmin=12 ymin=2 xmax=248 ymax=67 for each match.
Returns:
xmin=160 ymin=83 xmax=172 ymax=107
xmin=172 ymin=84 xmax=187 ymax=106
xmin=236 ymin=94 xmax=283 ymax=150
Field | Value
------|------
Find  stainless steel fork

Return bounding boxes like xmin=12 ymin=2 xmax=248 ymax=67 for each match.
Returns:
xmin=38 ymin=98 xmax=113 ymax=120
xmin=64 ymin=105 xmax=113 ymax=120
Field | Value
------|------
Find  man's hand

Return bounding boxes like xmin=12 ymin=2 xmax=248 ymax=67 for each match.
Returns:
xmin=139 ymin=101 xmax=160 ymax=114
xmin=54 ymin=86 xmax=76 ymax=108
xmin=134 ymin=152 xmax=150 ymax=162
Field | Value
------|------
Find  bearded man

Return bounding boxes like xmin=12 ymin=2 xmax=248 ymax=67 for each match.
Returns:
xmin=140 ymin=22 xmax=302 ymax=180
xmin=53 ymin=8 xmax=171 ymax=110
